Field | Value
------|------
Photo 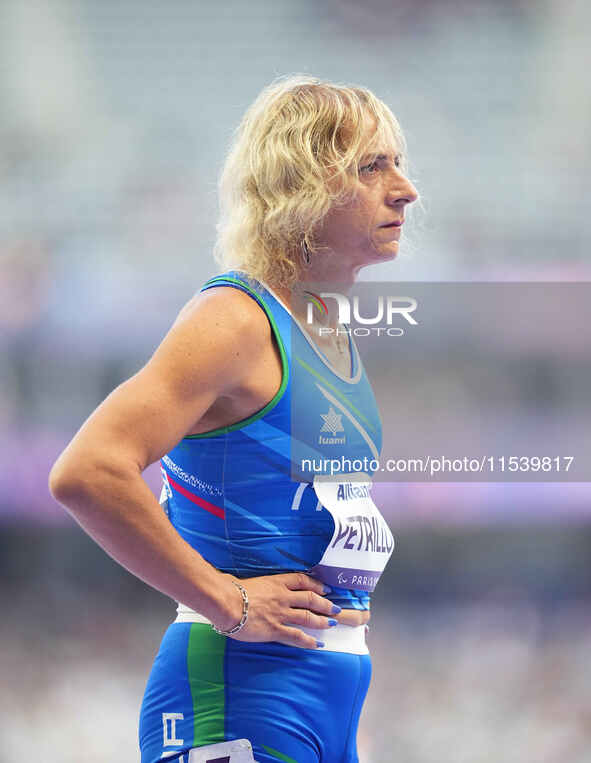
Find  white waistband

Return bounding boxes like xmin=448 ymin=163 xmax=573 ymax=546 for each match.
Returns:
xmin=175 ymin=603 xmax=369 ymax=655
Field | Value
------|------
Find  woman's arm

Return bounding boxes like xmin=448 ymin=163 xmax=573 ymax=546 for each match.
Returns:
xmin=49 ymin=287 xmax=336 ymax=648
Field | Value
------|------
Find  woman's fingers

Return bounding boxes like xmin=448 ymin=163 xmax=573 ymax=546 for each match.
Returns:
xmin=332 ymin=608 xmax=371 ymax=627
xmin=284 ymin=607 xmax=338 ymax=630
xmin=282 ymin=572 xmax=330 ymax=596
xmin=282 ymin=572 xmax=340 ymax=618
xmin=285 ymin=602 xmax=370 ymax=628
xmin=288 ymin=589 xmax=341 ymax=617
xmin=278 ymin=573 xmax=372 ymax=626
xmin=276 ymin=625 xmax=325 ymax=650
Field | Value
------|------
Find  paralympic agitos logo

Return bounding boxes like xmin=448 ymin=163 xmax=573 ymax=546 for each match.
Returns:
xmin=304 ymin=290 xmax=418 ymax=337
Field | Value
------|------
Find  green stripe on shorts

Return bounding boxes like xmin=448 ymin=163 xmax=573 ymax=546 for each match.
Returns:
xmin=262 ymin=744 xmax=299 ymax=763
xmin=187 ymin=623 xmax=227 ymax=747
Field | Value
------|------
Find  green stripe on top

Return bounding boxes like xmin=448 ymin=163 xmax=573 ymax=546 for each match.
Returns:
xmin=185 ymin=275 xmax=289 ymax=439
xmin=294 ymin=355 xmax=377 ymax=434
xmin=187 ymin=624 xmax=227 ymax=747
xmin=262 ymin=744 xmax=300 ymax=763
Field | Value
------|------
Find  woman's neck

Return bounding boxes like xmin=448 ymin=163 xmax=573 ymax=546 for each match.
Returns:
xmin=273 ymin=268 xmax=357 ymax=331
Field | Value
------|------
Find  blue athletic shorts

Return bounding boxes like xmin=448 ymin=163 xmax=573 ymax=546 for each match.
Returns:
xmin=139 ymin=623 xmax=372 ymax=763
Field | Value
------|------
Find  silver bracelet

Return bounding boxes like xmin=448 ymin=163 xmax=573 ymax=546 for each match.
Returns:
xmin=211 ymin=580 xmax=249 ymax=636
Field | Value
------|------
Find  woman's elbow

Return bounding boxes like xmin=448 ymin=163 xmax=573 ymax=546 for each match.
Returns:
xmin=49 ymin=449 xmax=139 ymax=507
xmin=48 ymin=454 xmax=86 ymax=505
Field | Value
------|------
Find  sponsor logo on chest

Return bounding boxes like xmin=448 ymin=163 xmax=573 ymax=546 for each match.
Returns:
xmin=319 ymin=405 xmax=346 ymax=445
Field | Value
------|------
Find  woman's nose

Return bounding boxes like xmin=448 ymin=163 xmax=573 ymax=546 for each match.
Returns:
xmin=387 ymin=176 xmax=419 ymax=206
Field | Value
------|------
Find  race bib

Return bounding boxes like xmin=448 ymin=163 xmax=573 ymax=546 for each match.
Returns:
xmin=309 ymin=474 xmax=395 ymax=591
xmin=188 ymin=738 xmax=257 ymax=762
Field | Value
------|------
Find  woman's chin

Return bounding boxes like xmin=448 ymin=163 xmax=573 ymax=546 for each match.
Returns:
xmin=368 ymin=242 xmax=399 ymax=264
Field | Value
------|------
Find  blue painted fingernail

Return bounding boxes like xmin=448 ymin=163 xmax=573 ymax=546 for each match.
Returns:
xmin=328 ymin=619 xmax=338 ymax=626
xmin=316 ymin=640 xmax=325 ymax=648
xmin=331 ymin=604 xmax=342 ymax=614
xmin=322 ymin=585 xmax=332 ymax=594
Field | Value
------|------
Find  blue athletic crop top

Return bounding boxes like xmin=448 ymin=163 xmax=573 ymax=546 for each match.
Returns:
xmin=159 ymin=271 xmax=394 ymax=611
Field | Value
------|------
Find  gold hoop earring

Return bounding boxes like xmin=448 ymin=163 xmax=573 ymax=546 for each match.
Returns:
xmin=300 ymin=236 xmax=311 ymax=265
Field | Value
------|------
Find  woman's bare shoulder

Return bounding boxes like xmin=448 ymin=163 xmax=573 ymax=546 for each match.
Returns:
xmin=172 ymin=284 xmax=272 ymax=343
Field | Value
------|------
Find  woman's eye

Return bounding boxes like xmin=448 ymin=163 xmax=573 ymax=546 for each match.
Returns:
xmin=360 ymin=162 xmax=378 ymax=174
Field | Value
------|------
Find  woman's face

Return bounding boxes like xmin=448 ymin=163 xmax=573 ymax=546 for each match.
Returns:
xmin=314 ymin=119 xmax=419 ymax=276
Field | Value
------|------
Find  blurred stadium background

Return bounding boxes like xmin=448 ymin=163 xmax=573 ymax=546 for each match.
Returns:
xmin=1 ymin=0 xmax=590 ymax=761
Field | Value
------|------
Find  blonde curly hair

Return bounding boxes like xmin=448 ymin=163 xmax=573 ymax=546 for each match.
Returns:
xmin=213 ymin=74 xmax=408 ymax=290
